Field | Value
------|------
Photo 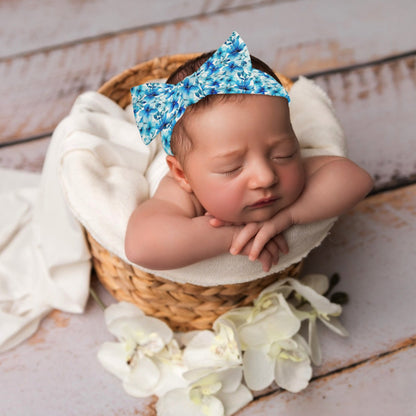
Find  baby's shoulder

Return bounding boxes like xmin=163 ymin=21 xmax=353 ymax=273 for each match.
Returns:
xmin=153 ymin=174 xmax=204 ymax=218
xmin=302 ymin=155 xmax=346 ymax=176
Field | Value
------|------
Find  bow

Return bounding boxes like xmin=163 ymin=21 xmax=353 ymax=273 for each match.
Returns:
xmin=131 ymin=31 xmax=290 ymax=155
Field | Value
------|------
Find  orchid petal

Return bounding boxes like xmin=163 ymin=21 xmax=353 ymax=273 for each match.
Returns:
xmin=106 ymin=317 xmax=144 ymax=342
xmin=152 ymin=357 xmax=188 ymax=397
xmin=185 ymin=367 xmax=220 ymax=383
xmin=277 ymin=338 xmax=298 ymax=351
xmin=123 ymin=355 xmax=160 ymax=397
xmin=157 ymin=388 xmax=206 ymax=416
xmin=257 ymin=279 xmax=289 ymax=297
xmin=199 ymin=395 xmax=225 ymax=416
xmin=104 ymin=301 xmax=144 ymax=327
xmin=308 ymin=316 xmax=322 ymax=366
xmin=290 ymin=304 xmax=313 ymax=322
xmin=135 ymin=316 xmax=173 ymax=344
xmin=183 ymin=330 xmax=218 ymax=368
xmin=239 ymin=306 xmax=300 ymax=347
xmin=97 ymin=341 xmax=130 ymax=380
xmin=217 ymin=384 xmax=253 ymax=416
xmin=220 ymin=307 xmax=253 ymax=329
xmin=217 ymin=367 xmax=243 ymax=393
xmin=184 ymin=321 xmax=241 ymax=370
xmin=178 ymin=330 xmax=206 ymax=347
xmin=319 ymin=315 xmax=349 ymax=337
xmin=293 ymin=333 xmax=312 ymax=357
xmin=108 ymin=315 xmax=172 ymax=348
xmin=275 ymin=354 xmax=312 ymax=393
xmin=286 ymin=278 xmax=341 ymax=315
xmin=243 ymin=347 xmax=274 ymax=391
xmin=299 ymin=274 xmax=329 ymax=295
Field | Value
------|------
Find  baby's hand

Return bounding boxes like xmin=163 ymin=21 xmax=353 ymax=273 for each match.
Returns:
xmin=239 ymin=238 xmax=283 ymax=272
xmin=230 ymin=210 xmax=293 ymax=261
xmin=205 ymin=213 xmax=282 ymax=271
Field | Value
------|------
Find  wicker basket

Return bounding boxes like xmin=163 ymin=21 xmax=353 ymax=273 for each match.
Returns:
xmin=89 ymin=53 xmax=301 ymax=332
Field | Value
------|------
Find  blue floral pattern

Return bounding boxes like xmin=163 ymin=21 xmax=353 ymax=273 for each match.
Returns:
xmin=131 ymin=31 xmax=290 ymax=155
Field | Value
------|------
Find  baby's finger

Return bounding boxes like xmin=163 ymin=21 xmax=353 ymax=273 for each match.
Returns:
xmin=248 ymin=223 xmax=278 ymax=260
xmin=264 ymin=240 xmax=279 ymax=265
xmin=273 ymin=234 xmax=289 ymax=254
xmin=209 ymin=217 xmax=227 ymax=227
xmin=257 ymin=249 xmax=272 ymax=272
xmin=230 ymin=223 xmax=261 ymax=255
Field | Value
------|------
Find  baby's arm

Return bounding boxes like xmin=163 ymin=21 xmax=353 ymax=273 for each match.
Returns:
xmin=232 ymin=155 xmax=374 ymax=260
xmin=125 ymin=175 xmax=279 ymax=271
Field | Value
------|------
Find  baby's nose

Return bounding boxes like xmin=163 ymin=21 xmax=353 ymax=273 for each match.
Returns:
xmin=248 ymin=160 xmax=277 ymax=189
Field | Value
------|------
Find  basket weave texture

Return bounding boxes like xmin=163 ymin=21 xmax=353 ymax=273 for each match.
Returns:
xmin=90 ymin=53 xmax=301 ymax=332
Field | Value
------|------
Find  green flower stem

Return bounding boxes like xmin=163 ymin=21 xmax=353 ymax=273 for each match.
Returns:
xmin=90 ymin=287 xmax=106 ymax=310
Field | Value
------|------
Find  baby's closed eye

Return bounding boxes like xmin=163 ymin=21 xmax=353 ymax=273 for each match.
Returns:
xmin=219 ymin=165 xmax=243 ymax=176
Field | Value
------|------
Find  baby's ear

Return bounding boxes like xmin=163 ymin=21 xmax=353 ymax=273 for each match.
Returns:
xmin=166 ymin=156 xmax=193 ymax=193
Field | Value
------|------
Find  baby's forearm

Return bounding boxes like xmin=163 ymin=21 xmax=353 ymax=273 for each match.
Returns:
xmin=125 ymin=212 xmax=239 ymax=270
xmin=289 ymin=157 xmax=373 ymax=225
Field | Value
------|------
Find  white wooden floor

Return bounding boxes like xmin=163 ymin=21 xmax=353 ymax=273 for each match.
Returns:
xmin=1 ymin=1 xmax=415 ymax=415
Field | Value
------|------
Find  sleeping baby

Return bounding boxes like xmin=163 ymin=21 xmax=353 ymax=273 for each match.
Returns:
xmin=125 ymin=32 xmax=373 ymax=272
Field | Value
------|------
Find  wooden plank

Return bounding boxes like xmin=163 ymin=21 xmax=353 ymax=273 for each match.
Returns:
xmin=0 ymin=137 xmax=50 ymax=173
xmin=3 ymin=0 xmax=415 ymax=63
xmin=1 ymin=0 xmax=416 ymax=144
xmin=0 ymin=0 xmax=271 ymax=58
xmin=302 ymin=184 xmax=416 ymax=377
xmin=0 ymin=185 xmax=415 ymax=415
xmin=0 ymin=284 xmax=157 ymax=416
xmin=239 ymin=344 xmax=416 ymax=415
xmin=312 ymin=54 xmax=416 ymax=191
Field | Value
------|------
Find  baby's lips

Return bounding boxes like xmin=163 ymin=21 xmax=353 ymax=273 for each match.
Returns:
xmin=249 ymin=196 xmax=279 ymax=209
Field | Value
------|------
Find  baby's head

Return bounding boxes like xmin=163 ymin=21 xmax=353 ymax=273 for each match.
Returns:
xmin=166 ymin=52 xmax=283 ymax=164
xmin=131 ymin=32 xmax=306 ymax=223
xmin=165 ymin=57 xmax=305 ymax=224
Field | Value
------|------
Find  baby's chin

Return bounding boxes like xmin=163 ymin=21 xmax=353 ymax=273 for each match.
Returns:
xmin=227 ymin=205 xmax=283 ymax=224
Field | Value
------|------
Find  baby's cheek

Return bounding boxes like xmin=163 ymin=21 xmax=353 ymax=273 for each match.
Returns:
xmin=209 ymin=192 xmax=243 ymax=222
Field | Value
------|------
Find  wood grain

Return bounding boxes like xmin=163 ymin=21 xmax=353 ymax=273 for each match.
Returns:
xmin=0 ymin=0 xmax=272 ymax=58
xmin=1 ymin=0 xmax=416 ymax=145
xmin=313 ymin=54 xmax=416 ymax=191
xmin=0 ymin=137 xmax=50 ymax=172
xmin=238 ymin=344 xmax=416 ymax=415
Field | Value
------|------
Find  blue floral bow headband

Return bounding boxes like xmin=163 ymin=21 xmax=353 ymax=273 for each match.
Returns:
xmin=131 ymin=31 xmax=290 ymax=155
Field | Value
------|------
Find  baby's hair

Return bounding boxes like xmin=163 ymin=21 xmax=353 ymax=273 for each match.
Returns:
xmin=166 ymin=51 xmax=283 ymax=164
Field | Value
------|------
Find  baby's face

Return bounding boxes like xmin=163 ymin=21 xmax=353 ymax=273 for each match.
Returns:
xmin=182 ymin=95 xmax=305 ymax=223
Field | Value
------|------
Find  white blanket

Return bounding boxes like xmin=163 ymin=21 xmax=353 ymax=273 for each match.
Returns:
xmin=61 ymin=76 xmax=346 ymax=285
xmin=0 ymin=76 xmax=346 ymax=352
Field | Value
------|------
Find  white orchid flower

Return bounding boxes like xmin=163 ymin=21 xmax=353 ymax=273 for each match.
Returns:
xmin=236 ymin=292 xmax=311 ymax=392
xmin=183 ymin=317 xmax=242 ymax=371
xmin=256 ymin=275 xmax=348 ymax=365
xmin=97 ymin=275 xmax=349 ymax=410
xmin=157 ymin=367 xmax=252 ymax=416
xmin=97 ymin=302 xmax=186 ymax=397
xmin=287 ymin=275 xmax=349 ymax=365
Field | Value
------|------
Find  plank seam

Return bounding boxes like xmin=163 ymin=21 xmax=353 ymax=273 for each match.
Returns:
xmin=301 ymin=49 xmax=416 ymax=80
xmin=0 ymin=0 xmax=281 ymax=62
xmin=252 ymin=335 xmax=416 ymax=402
xmin=0 ymin=133 xmax=51 ymax=149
